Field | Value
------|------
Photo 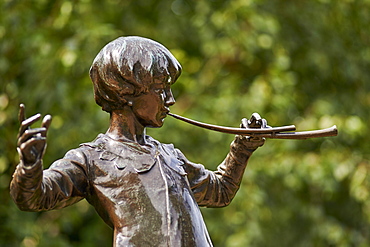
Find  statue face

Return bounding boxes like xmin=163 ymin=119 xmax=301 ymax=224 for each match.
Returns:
xmin=131 ymin=80 xmax=175 ymax=128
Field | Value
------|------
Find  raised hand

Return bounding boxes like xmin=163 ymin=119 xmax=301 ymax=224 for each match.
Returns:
xmin=17 ymin=104 xmax=52 ymax=165
xmin=240 ymin=113 xmax=270 ymax=148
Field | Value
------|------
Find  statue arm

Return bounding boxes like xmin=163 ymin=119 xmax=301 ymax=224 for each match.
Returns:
xmin=10 ymin=105 xmax=89 ymax=211
xmin=180 ymin=136 xmax=262 ymax=208
xmin=180 ymin=114 xmax=267 ymax=207
xmin=10 ymin=148 xmax=89 ymax=212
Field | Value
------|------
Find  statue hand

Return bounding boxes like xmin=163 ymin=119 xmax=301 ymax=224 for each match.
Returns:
xmin=239 ymin=113 xmax=270 ymax=149
xmin=17 ymin=104 xmax=52 ymax=165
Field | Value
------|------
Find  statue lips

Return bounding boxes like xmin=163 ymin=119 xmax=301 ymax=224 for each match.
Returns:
xmin=161 ymin=109 xmax=170 ymax=121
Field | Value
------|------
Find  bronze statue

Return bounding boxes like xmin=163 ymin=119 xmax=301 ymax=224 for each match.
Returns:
xmin=10 ymin=36 xmax=337 ymax=246
xmin=10 ymin=36 xmax=268 ymax=246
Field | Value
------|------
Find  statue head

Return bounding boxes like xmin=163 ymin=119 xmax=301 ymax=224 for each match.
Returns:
xmin=89 ymin=36 xmax=182 ymax=113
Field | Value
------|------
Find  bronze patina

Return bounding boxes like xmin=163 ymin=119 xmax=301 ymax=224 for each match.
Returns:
xmin=10 ymin=36 xmax=269 ymax=246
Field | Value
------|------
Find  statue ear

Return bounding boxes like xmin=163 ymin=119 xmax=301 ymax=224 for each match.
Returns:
xmin=120 ymin=95 xmax=134 ymax=107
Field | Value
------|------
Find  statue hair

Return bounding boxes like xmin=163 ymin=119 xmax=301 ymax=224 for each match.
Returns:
xmin=89 ymin=36 xmax=182 ymax=112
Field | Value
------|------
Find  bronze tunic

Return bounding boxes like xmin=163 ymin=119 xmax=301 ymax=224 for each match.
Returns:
xmin=10 ymin=134 xmax=256 ymax=246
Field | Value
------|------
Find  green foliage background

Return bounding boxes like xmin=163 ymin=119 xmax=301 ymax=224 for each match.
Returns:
xmin=1 ymin=0 xmax=369 ymax=246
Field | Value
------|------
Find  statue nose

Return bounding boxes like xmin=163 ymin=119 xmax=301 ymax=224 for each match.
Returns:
xmin=165 ymin=89 xmax=175 ymax=106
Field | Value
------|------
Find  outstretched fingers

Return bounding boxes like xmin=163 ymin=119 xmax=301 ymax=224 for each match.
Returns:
xmin=17 ymin=104 xmax=52 ymax=143
xmin=18 ymin=113 xmax=42 ymax=138
xmin=16 ymin=104 xmax=52 ymax=164
xmin=41 ymin=115 xmax=52 ymax=137
xmin=17 ymin=128 xmax=47 ymax=146
xmin=18 ymin=104 xmax=26 ymax=123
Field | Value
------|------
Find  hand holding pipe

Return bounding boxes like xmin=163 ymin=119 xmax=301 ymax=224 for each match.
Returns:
xmin=168 ymin=113 xmax=338 ymax=140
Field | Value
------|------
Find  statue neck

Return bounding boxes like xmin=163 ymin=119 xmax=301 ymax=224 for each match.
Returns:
xmin=106 ymin=108 xmax=146 ymax=145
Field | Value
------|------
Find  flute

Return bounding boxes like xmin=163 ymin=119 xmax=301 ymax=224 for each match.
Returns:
xmin=168 ymin=113 xmax=338 ymax=140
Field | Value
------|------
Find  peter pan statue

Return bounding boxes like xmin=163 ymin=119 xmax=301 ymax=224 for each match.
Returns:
xmin=10 ymin=36 xmax=267 ymax=246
